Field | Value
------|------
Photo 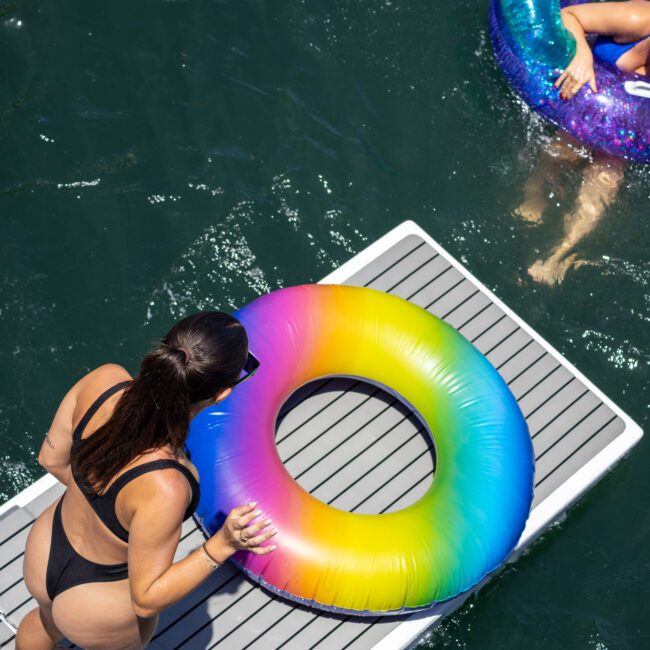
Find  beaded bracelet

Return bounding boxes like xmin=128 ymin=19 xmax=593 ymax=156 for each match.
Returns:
xmin=200 ymin=542 xmax=222 ymax=571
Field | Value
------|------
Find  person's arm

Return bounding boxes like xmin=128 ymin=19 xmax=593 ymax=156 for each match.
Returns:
xmin=556 ymin=7 xmax=598 ymax=99
xmin=556 ymin=1 xmax=650 ymax=99
xmin=37 ymin=383 xmax=79 ymax=485
xmin=37 ymin=364 xmax=130 ymax=485
xmin=128 ymin=477 xmax=277 ymax=618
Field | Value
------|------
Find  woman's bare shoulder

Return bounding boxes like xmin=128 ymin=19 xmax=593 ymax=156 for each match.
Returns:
xmin=72 ymin=364 xmax=133 ymax=422
xmin=77 ymin=363 xmax=132 ymax=394
xmin=118 ymin=462 xmax=194 ymax=534
xmin=84 ymin=363 xmax=132 ymax=383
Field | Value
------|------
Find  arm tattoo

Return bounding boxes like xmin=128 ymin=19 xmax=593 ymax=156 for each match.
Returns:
xmin=44 ymin=433 xmax=55 ymax=449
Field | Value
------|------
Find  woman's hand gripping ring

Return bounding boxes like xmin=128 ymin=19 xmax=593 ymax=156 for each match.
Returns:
xmin=211 ymin=502 xmax=278 ymax=555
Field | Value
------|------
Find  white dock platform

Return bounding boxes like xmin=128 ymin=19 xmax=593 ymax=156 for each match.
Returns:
xmin=0 ymin=220 xmax=643 ymax=649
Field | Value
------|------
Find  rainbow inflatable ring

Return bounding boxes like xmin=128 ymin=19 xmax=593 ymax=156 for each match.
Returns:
xmin=186 ymin=284 xmax=535 ymax=615
xmin=490 ymin=0 xmax=650 ymax=163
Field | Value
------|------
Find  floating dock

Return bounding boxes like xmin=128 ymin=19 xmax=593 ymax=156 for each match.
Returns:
xmin=0 ymin=220 xmax=642 ymax=649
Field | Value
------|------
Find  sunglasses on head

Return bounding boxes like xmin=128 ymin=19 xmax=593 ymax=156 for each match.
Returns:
xmin=231 ymin=351 xmax=260 ymax=387
xmin=183 ymin=351 xmax=259 ymax=461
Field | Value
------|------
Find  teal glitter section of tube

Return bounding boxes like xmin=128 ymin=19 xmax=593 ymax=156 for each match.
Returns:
xmin=499 ymin=0 xmax=576 ymax=68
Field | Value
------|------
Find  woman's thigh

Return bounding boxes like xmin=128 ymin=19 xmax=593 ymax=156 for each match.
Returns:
xmin=23 ymin=497 xmax=63 ymax=640
xmin=616 ymin=36 xmax=650 ymax=72
xmin=23 ymin=498 xmax=55 ymax=602
xmin=52 ymin=581 xmax=158 ymax=650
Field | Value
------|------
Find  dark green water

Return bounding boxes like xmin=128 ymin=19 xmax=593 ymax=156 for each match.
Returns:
xmin=2 ymin=1 xmax=648 ymax=647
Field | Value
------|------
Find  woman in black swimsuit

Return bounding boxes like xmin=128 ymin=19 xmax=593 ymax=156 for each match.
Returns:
xmin=17 ymin=312 xmax=277 ymax=649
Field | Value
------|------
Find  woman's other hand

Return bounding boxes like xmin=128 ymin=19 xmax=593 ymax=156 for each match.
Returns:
xmin=555 ymin=49 xmax=598 ymax=99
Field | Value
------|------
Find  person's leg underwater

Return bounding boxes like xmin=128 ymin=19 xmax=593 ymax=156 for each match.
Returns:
xmin=514 ymin=131 xmax=585 ymax=225
xmin=528 ymin=153 xmax=626 ymax=285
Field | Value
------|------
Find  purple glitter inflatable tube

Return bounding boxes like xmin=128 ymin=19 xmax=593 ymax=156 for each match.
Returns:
xmin=490 ymin=0 xmax=649 ymax=163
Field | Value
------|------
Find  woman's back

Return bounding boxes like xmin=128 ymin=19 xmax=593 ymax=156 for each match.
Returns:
xmin=62 ymin=365 xmax=199 ymax=566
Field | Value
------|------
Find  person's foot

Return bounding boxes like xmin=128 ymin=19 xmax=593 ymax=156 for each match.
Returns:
xmin=527 ymin=252 xmax=583 ymax=285
xmin=513 ymin=194 xmax=546 ymax=224
xmin=513 ymin=181 xmax=552 ymax=224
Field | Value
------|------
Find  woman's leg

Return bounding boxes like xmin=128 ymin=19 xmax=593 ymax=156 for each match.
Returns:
xmin=528 ymin=153 xmax=626 ymax=285
xmin=15 ymin=606 xmax=62 ymax=650
xmin=615 ymin=30 xmax=650 ymax=75
xmin=514 ymin=131 xmax=585 ymax=224
xmin=18 ymin=499 xmax=64 ymax=650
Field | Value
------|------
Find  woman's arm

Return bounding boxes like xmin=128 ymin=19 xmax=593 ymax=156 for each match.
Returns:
xmin=37 ymin=382 xmax=82 ymax=485
xmin=556 ymin=8 xmax=598 ymax=99
xmin=563 ymin=1 xmax=650 ymax=39
xmin=557 ymin=1 xmax=650 ymax=99
xmin=127 ymin=474 xmax=277 ymax=618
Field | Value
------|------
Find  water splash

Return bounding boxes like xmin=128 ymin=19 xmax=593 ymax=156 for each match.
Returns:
xmin=146 ymin=201 xmax=274 ymax=321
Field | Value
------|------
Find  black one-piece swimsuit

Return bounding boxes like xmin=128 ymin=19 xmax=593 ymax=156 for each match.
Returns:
xmin=45 ymin=380 xmax=200 ymax=601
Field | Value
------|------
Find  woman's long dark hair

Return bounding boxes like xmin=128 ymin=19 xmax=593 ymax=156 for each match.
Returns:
xmin=71 ymin=312 xmax=248 ymax=493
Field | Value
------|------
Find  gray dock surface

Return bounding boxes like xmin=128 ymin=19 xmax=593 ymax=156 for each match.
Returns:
xmin=0 ymin=229 xmax=631 ymax=649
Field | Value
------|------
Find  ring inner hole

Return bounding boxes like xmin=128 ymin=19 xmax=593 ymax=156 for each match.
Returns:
xmin=275 ymin=376 xmax=436 ymax=515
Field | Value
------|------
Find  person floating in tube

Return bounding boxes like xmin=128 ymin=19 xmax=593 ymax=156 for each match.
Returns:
xmin=515 ymin=0 xmax=649 ymax=285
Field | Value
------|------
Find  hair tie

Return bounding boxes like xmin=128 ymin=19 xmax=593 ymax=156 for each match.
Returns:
xmin=178 ymin=346 xmax=191 ymax=365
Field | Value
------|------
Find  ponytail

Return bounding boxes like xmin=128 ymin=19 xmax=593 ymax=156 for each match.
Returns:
xmin=71 ymin=312 xmax=247 ymax=493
